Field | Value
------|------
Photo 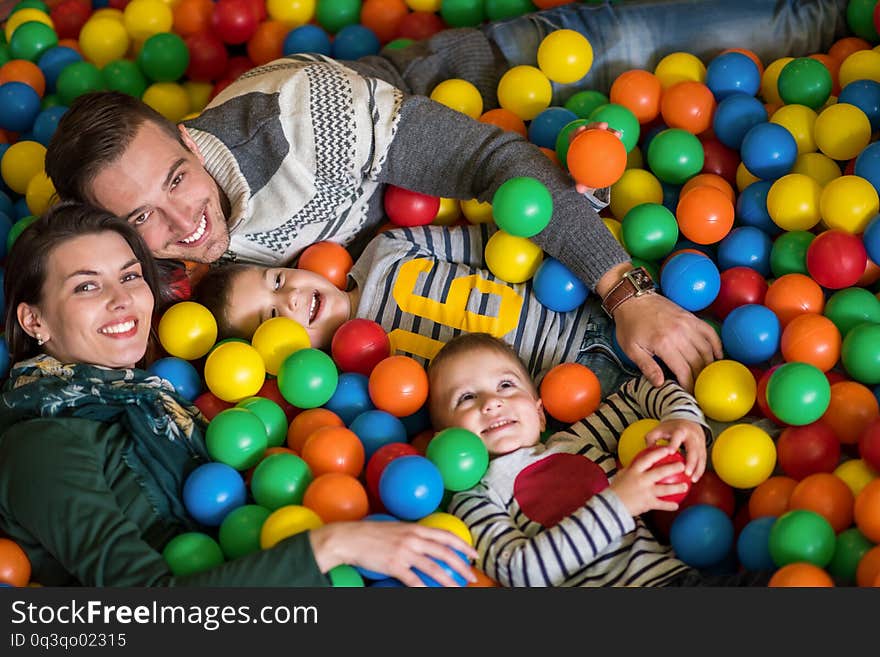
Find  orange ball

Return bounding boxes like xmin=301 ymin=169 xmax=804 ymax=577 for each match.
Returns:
xmin=0 ymin=60 xmax=46 ymax=97
xmin=361 ymin=0 xmax=409 ymax=44
xmin=287 ymin=408 xmax=344 ymax=453
xmin=297 ymin=241 xmax=354 ymax=290
xmin=468 ymin=567 xmax=500 ymax=587
xmin=301 ymin=426 xmax=365 ymax=478
xmin=821 ymin=380 xmax=880 ymax=445
xmin=173 ymin=0 xmax=214 ymax=36
xmin=809 ymin=53 xmax=841 ymax=96
xmin=749 ymin=475 xmax=798 ymax=519
xmin=854 ymin=478 xmax=880 ymax=542
xmin=479 ymin=108 xmax=528 ymax=138
xmin=679 ymin=173 xmax=735 ymax=204
xmin=539 ymin=146 xmax=561 ymax=167
xmin=856 ymin=544 xmax=880 ymax=586
xmin=660 ymin=81 xmax=716 ymax=134
xmin=828 ymin=36 xmax=871 ymax=65
xmin=769 ymin=562 xmax=834 ymax=587
xmin=780 ymin=313 xmax=841 ymax=372
xmin=539 ymin=362 xmax=601 ymax=423
xmin=303 ymin=472 xmax=370 ymax=523
xmin=675 ymin=185 xmax=735 ymax=245
xmin=789 ymin=472 xmax=854 ymax=533
xmin=247 ymin=20 xmax=289 ymax=66
xmin=857 ymin=258 xmax=880 ymax=287
xmin=368 ymin=355 xmax=429 ymax=417
xmin=609 ymin=69 xmax=662 ymax=124
xmin=721 ymin=47 xmax=765 ymax=77
xmin=566 ymin=128 xmax=628 ymax=189
xmin=763 ymin=273 xmax=825 ymax=328
xmin=0 ymin=538 xmax=31 ymax=587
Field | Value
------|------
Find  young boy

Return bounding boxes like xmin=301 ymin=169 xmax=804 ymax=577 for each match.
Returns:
xmin=428 ymin=332 xmax=770 ymax=588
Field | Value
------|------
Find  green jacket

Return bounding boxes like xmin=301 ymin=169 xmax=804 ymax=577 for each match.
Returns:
xmin=0 ymin=414 xmax=328 ymax=587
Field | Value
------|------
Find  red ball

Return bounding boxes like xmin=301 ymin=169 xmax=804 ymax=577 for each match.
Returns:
xmin=193 ymin=391 xmax=234 ymax=421
xmin=331 ymin=319 xmax=391 ymax=377
xmin=384 ymin=184 xmax=441 ymax=227
xmin=256 ymin=377 xmax=300 ymax=423
xmin=859 ymin=417 xmax=880 ymax=472
xmin=211 ymin=0 xmax=260 ymax=45
xmin=709 ymin=266 xmax=768 ymax=320
xmin=365 ymin=441 xmax=420 ymax=509
xmin=185 ymin=32 xmax=230 ymax=82
xmin=755 ymin=365 xmax=787 ymax=426
xmin=679 ymin=471 xmax=736 ymax=516
xmin=634 ymin=447 xmax=691 ymax=504
xmin=700 ymin=137 xmax=740 ymax=184
xmin=806 ymin=229 xmax=867 ymax=289
xmin=776 ymin=421 xmax=841 ymax=480
xmin=50 ymin=0 xmax=91 ymax=40
xmin=396 ymin=11 xmax=446 ymax=41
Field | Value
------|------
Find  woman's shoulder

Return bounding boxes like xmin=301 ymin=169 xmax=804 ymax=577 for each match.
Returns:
xmin=0 ymin=416 xmax=120 ymax=459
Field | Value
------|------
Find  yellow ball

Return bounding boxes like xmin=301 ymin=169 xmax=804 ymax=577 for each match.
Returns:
xmin=142 ymin=82 xmax=190 ymax=122
xmin=91 ymin=8 xmax=124 ymax=21
xmin=766 ymin=173 xmax=822 ymax=231
xmin=654 ymin=52 xmax=706 ymax=88
xmin=761 ymin=57 xmax=794 ymax=105
xmin=625 ymin=145 xmax=644 ymax=170
xmin=460 ymin=198 xmax=494 ymax=224
xmin=79 ymin=16 xmax=131 ymax=67
xmin=819 ymin=174 xmax=879 ymax=234
xmin=834 ymin=458 xmax=878 ymax=497
xmin=711 ymin=424 xmax=776 ymax=489
xmin=5 ymin=9 xmax=54 ymax=42
xmin=736 ymin=161 xmax=760 ymax=193
xmin=418 ymin=512 xmax=473 ymax=546
xmin=497 ymin=65 xmax=552 ymax=121
xmin=537 ymin=29 xmax=594 ymax=84
xmin=430 ymin=78 xmax=483 ymax=119
xmin=1 ymin=140 xmax=46 ymax=195
xmin=406 ymin=0 xmax=441 ymax=11
xmin=251 ymin=316 xmax=310 ymax=376
xmin=184 ymin=81 xmax=213 ymax=114
xmin=814 ymin=103 xmax=871 ymax=161
xmin=25 ymin=171 xmax=56 ymax=217
xmin=770 ymin=104 xmax=817 ymax=155
xmin=260 ymin=505 xmax=323 ymax=549
xmin=204 ymin=341 xmax=266 ymax=402
xmin=603 ymin=217 xmax=623 ymax=243
xmin=122 ymin=0 xmax=173 ymax=41
xmin=610 ymin=168 xmax=663 ymax=220
xmin=839 ymin=49 xmax=880 ymax=88
xmin=158 ymin=301 xmax=218 ymax=360
xmin=694 ymin=360 xmax=757 ymax=422
xmin=432 ymin=197 xmax=462 ymax=226
xmin=266 ymin=0 xmax=316 ymax=26
xmin=484 ymin=230 xmax=543 ymax=283
xmin=790 ymin=152 xmax=842 ymax=187
xmin=618 ymin=418 xmax=661 ymax=468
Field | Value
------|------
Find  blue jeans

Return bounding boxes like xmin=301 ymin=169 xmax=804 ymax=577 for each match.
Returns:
xmin=574 ymin=297 xmax=639 ymax=400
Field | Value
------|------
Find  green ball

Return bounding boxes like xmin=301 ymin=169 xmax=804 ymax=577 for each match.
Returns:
xmin=137 ymin=32 xmax=189 ymax=83
xmin=846 ymin=0 xmax=880 ymax=42
xmin=440 ymin=0 xmax=485 ymax=28
xmin=765 ymin=361 xmax=831 ymax=426
xmin=206 ymin=408 xmax=268 ymax=470
xmin=0 ymin=44 xmax=10 ymax=68
xmin=485 ymin=0 xmax=535 ymax=21
xmin=491 ymin=176 xmax=553 ymax=237
xmin=777 ymin=57 xmax=832 ymax=110
xmin=56 ymin=60 xmax=104 ymax=106
xmin=8 ymin=21 xmax=57 ymax=62
xmin=277 ymin=348 xmax=339 ymax=409
xmin=564 ymin=90 xmax=609 ymax=119
xmin=841 ymin=322 xmax=880 ymax=384
xmin=40 ymin=93 xmax=62 ymax=109
xmin=250 ymin=452 xmax=312 ymax=510
xmin=218 ymin=504 xmax=271 ymax=560
xmin=384 ymin=38 xmax=414 ymax=51
xmin=645 ymin=128 xmax=704 ymax=184
xmin=827 ymin=527 xmax=873 ymax=584
xmin=236 ymin=396 xmax=288 ymax=447
xmin=768 ymin=509 xmax=837 ymax=568
xmin=162 ymin=532 xmax=225 ymax=576
xmin=554 ymin=118 xmax=590 ymax=168
xmin=315 ymin=0 xmax=361 ymax=33
xmin=329 ymin=564 xmax=365 ymax=587
xmin=823 ymin=287 xmax=880 ymax=338
xmin=588 ymin=103 xmax=640 ymax=153
xmin=11 ymin=1 xmax=50 ymax=14
xmin=621 ymin=202 xmax=679 ymax=260
xmin=425 ymin=427 xmax=489 ymax=492
xmin=770 ymin=230 xmax=814 ymax=277
xmin=102 ymin=59 xmax=148 ymax=97
xmin=7 ymin=215 xmax=37 ymax=253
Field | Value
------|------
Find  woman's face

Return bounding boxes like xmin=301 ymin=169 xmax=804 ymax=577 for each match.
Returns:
xmin=20 ymin=231 xmax=155 ymax=369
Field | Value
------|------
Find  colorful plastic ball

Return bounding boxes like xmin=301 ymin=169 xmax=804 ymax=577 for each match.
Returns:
xmin=251 ymin=452 xmax=312 ymax=510
xmin=769 ymin=104 xmax=818 ymax=155
xmin=210 ymin=0 xmax=260 ymax=45
xmin=412 ymin=548 xmax=471 ymax=587
xmin=766 ymin=173 xmax=821 ymax=232
xmin=100 ymin=58 xmax=147 ymax=97
xmin=77 ymin=16 xmax=129 ymax=68
xmin=28 ymin=105 xmax=63 ymax=146
xmin=660 ymin=252 xmax=720 ymax=312
xmin=497 ymin=65 xmax=552 ymax=121
xmin=654 ymin=51 xmax=706 ymax=88
xmin=259 ymin=504 xmax=323 ymax=549
xmin=768 ymin=562 xmax=834 ymax=587
xmin=694 ymin=359 xmax=756 ymax=423
xmin=330 ymin=23 xmax=379 ymax=60
xmin=633 ymin=446 xmax=691 ymax=503
xmin=206 ymin=407 xmax=268 ymax=471
xmin=204 ymin=341 xmax=266 ymax=403
xmin=839 ymin=79 xmax=880 ymax=131
xmin=769 ymin=231 xmax=814 ymax=278
xmin=854 ymin=478 xmax=880 ymax=542
xmin=323 ymin=372 xmax=373 ymax=426
xmin=825 ymin=288 xmax=880 ymax=339
xmin=864 ymin=214 xmax=880 ymax=267
xmin=158 ymin=301 xmax=218 ymax=361
xmin=491 ymin=176 xmax=553 ymax=238
xmin=0 ymin=81 xmax=40 ymax=132
xmin=0 ymin=58 xmax=47 ymax=99
xmin=425 ymin=427 xmax=489 ymax=492
xmin=378 ymin=454 xmax=444 ymax=520
xmin=814 ymin=103 xmax=872 ymax=161
xmin=365 ymin=441 xmax=420 ymax=505
xmin=805 ymin=229 xmax=867 ymax=290
xmin=182 ymin=461 xmax=246 ymax=526
xmin=301 ymin=425 xmax=365 ymax=478
xmin=733 ymin=179 xmax=772 ymax=231
xmin=711 ymin=423 xmax=777 ymax=489
xmin=566 ymin=128 xmax=627 ymax=189
xmin=710 ymin=266 xmax=767 ymax=320
xmin=645 ymin=127 xmax=704 ymax=184
xmin=589 ymin=102 xmax=640 ymax=153
xmin=861 ymin=418 xmax=880 ymax=471
xmin=236 ymin=396 xmax=288 ymax=448
xmin=842 ymin=322 xmax=880 ymax=385
xmin=330 ymin=318 xmax=390 ymax=377
xmin=827 ymin=526 xmax=874 ymax=584
xmin=384 ymin=184 xmax=440 ymax=227
xmin=768 ymin=508 xmax=836 ymax=567
xmin=749 ymin=475 xmax=797 ymax=518
xmin=705 ymin=51 xmax=761 ymax=100
xmin=539 ymin=362 xmax=601 ymax=424
xmin=791 ymin=152 xmax=842 ymax=187
xmin=123 ymin=0 xmax=174 ymax=41
xmin=620 ymin=203 xmax=678 ymax=260
xmin=181 ymin=32 xmax=227 ymax=82
xmin=429 ymin=77 xmax=482 ymax=120
xmin=608 ymin=168 xmax=662 ymax=220
xmin=53 ymin=59 xmax=101 ymax=106
xmin=777 ymin=57 xmax=832 ymax=109
xmin=251 ymin=316 xmax=309 ymax=376
xmin=766 ymin=361 xmax=831 ymax=426
xmin=147 ymin=356 xmax=202 ymax=401
xmin=780 ymin=313 xmax=841 ymax=372
xmin=484 ymin=229 xmax=543 ymax=284
xmin=716 ymin=226 xmax=772 ymax=276
xmin=218 ymin=504 xmax=271 ymax=560
xmin=789 ymin=472 xmax=854 ymax=533
xmin=532 ymin=257 xmax=589 ymax=313
xmin=303 ymin=472 xmax=369 ymax=523
xmin=536 ymin=28 xmax=593 ymax=84
xmin=676 ymin=185 xmax=735 ymax=246
xmin=818 ymin=380 xmax=878 ymax=449
xmin=711 ymin=93 xmax=766 ymax=150
xmin=283 ymin=23 xmax=331 ymax=56
xmin=615 ymin=418 xmax=661 ymax=467
xmin=349 ymin=409 xmax=407 ymax=462
xmin=659 ymin=80 xmax=715 ymax=134
xmin=740 ymin=122 xmax=798 ymax=180
xmin=700 ymin=136 xmax=740 ymax=184
xmin=820 ymin=175 xmax=879 ymax=234
xmin=286 ymin=407 xmax=343 ymax=453
xmin=294 ymin=241 xmax=353 ymax=291
xmin=736 ymin=516 xmax=777 ymax=571
xmin=162 ymin=532 xmax=224 ymax=576
xmin=553 ymin=117 xmax=589 ymax=167
xmin=328 ymin=563 xmax=364 ymax=587
xmin=669 ymin=504 xmax=734 ymax=568
xmin=275 ymin=347 xmax=337 ymax=409
xmin=0 ymin=536 xmax=31 ymax=587
xmin=8 ymin=21 xmax=56 ymax=64
xmin=368 ymin=355 xmax=428 ymax=418
xmin=609 ymin=69 xmax=661 ymax=124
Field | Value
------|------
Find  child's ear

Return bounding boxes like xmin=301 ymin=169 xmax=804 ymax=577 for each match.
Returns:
xmin=536 ymin=398 xmax=546 ymax=432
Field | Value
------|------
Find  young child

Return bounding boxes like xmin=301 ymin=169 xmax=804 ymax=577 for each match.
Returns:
xmin=428 ymin=332 xmax=770 ymax=588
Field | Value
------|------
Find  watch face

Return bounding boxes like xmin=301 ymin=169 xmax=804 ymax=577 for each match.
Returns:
xmin=629 ymin=267 xmax=654 ymax=291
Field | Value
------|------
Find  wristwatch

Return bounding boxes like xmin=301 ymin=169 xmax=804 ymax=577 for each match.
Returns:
xmin=600 ymin=266 xmax=655 ymax=317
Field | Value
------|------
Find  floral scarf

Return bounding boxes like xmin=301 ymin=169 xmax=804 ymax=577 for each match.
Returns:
xmin=1 ymin=354 xmax=210 ymax=528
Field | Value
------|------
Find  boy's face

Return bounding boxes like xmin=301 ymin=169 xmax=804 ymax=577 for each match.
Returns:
xmin=429 ymin=349 xmax=546 ymax=457
xmin=224 ymin=266 xmax=353 ymax=348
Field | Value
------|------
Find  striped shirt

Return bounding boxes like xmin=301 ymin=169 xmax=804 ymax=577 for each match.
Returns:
xmin=349 ymin=223 xmax=597 ymax=380
xmin=447 ymin=376 xmax=710 ymax=587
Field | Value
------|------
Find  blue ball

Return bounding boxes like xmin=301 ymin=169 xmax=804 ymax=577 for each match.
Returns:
xmin=863 ymin=214 xmax=880 ymax=265
xmin=0 ymin=190 xmax=12 ymax=217
xmin=323 ymin=372 xmax=374 ymax=425
xmin=670 ymin=504 xmax=735 ymax=569
xmin=354 ymin=513 xmax=399 ymax=580
xmin=369 ymin=577 xmax=405 ymax=587
xmin=839 ymin=79 xmax=880 ymax=132
xmin=659 ymin=252 xmax=721 ymax=312
xmin=721 ymin=303 xmax=780 ymax=365
xmin=740 ymin=122 xmax=798 ymax=180
xmin=13 ymin=200 xmax=31 ymax=221
xmin=183 ymin=462 xmax=247 ymax=526
xmin=736 ymin=516 xmax=777 ymax=571
xmin=716 ymin=226 xmax=772 ymax=276
xmin=413 ymin=549 xmax=471 ymax=587
xmin=331 ymin=25 xmax=381 ymax=60
xmin=735 ymin=180 xmax=781 ymax=236
xmin=532 ymin=257 xmax=590 ymax=312
xmin=379 ymin=455 xmax=444 ymax=521
xmin=705 ymin=52 xmax=761 ymax=100
xmin=639 ymin=119 xmax=668 ymax=153
xmin=0 ymin=334 xmax=9 ymax=380
xmin=528 ymin=106 xmax=578 ymax=149
xmin=672 ymin=238 xmax=716 ymax=260
xmin=855 ymin=141 xmax=880 ymax=197
xmin=148 ymin=357 xmax=203 ymax=401
xmin=37 ymin=46 xmax=82 ymax=92
xmin=31 ymin=105 xmax=67 ymax=146
xmin=400 ymin=404 xmax=432 ymax=437
xmin=0 ymin=81 xmax=41 ymax=132
xmin=660 ymin=182 xmax=681 ymax=214
xmin=283 ymin=24 xmax=332 ymax=56
xmin=350 ymin=409 xmax=408 ymax=462
xmin=712 ymin=93 xmax=767 ymax=149
xmin=0 ymin=212 xmax=12 ymax=259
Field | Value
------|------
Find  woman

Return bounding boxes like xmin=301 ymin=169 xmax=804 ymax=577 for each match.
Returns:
xmin=0 ymin=203 xmax=476 ymax=587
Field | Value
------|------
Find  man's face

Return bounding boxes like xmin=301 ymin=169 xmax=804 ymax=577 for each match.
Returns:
xmin=90 ymin=122 xmax=230 ymax=264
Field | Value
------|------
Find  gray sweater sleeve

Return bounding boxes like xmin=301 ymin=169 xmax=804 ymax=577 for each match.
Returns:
xmin=376 ymin=94 xmax=631 ymax=290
